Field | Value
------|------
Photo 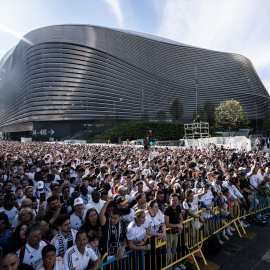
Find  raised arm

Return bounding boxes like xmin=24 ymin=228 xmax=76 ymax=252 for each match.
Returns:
xmin=99 ymin=195 xmax=113 ymax=226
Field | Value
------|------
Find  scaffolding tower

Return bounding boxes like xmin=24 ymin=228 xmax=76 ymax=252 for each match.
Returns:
xmin=184 ymin=122 xmax=211 ymax=139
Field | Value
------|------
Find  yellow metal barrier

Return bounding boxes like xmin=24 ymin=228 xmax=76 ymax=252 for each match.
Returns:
xmin=98 ymin=193 xmax=262 ymax=270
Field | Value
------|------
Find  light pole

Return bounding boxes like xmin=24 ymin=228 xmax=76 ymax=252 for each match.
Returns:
xmin=114 ymin=98 xmax=122 ymax=127
xmin=114 ymin=100 xmax=116 ymax=127
xmin=255 ymin=101 xmax=258 ymax=136
xmin=141 ymin=87 xmax=144 ymax=117
xmin=195 ymin=67 xmax=198 ymax=117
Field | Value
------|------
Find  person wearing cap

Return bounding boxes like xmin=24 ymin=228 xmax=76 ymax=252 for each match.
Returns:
xmin=99 ymin=196 xmax=127 ymax=261
xmin=0 ymin=193 xmax=19 ymax=227
xmin=116 ymin=196 xmax=135 ymax=226
xmin=116 ymin=185 xmax=132 ymax=203
xmin=35 ymin=181 xmax=50 ymax=200
xmin=70 ymin=197 xmax=87 ymax=231
xmin=85 ymin=190 xmax=105 ymax=214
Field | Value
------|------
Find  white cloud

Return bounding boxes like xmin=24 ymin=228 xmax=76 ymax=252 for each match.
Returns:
xmin=158 ymin=0 xmax=270 ymax=93
xmin=103 ymin=0 xmax=124 ymax=26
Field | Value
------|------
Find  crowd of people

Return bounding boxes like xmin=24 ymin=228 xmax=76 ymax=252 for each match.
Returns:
xmin=0 ymin=141 xmax=270 ymax=270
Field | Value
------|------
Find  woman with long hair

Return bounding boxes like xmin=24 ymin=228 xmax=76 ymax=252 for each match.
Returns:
xmin=7 ymin=223 xmax=29 ymax=253
xmin=81 ymin=208 xmax=101 ymax=236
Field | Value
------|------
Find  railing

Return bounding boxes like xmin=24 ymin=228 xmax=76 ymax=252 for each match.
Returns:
xmin=99 ymin=192 xmax=269 ymax=270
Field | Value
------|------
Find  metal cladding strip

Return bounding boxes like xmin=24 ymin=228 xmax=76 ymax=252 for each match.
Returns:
xmin=0 ymin=24 xmax=269 ymax=132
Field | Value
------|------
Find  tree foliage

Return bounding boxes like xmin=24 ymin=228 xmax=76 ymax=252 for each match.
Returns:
xmin=76 ymin=122 xmax=221 ymax=143
xmin=170 ymin=98 xmax=183 ymax=122
xmin=156 ymin=110 xmax=167 ymax=122
xmin=215 ymin=99 xmax=249 ymax=131
xmin=203 ymin=101 xmax=215 ymax=126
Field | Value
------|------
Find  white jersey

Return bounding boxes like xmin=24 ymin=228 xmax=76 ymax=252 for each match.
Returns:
xmin=200 ymin=189 xmax=214 ymax=205
xmin=36 ymin=257 xmax=65 ymax=270
xmin=183 ymin=194 xmax=200 ymax=214
xmin=64 ymin=245 xmax=98 ymax=270
xmin=0 ymin=206 xmax=19 ymax=226
xmin=51 ymin=229 xmax=77 ymax=256
xmin=145 ymin=210 xmax=165 ymax=233
xmin=16 ymin=240 xmax=48 ymax=269
xmin=250 ymin=174 xmax=262 ymax=189
xmin=84 ymin=200 xmax=105 ymax=214
xmin=126 ymin=221 xmax=148 ymax=244
xmin=70 ymin=210 xmax=87 ymax=231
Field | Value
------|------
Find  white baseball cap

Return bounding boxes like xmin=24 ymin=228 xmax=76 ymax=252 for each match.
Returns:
xmin=37 ymin=181 xmax=44 ymax=189
xmin=74 ymin=197 xmax=84 ymax=206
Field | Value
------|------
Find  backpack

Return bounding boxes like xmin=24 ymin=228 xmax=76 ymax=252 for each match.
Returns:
xmin=202 ymin=234 xmax=220 ymax=256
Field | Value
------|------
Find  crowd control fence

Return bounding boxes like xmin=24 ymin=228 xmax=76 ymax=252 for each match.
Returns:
xmin=99 ymin=192 xmax=269 ymax=270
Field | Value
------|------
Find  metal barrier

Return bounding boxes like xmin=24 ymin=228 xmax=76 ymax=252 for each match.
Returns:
xmin=99 ymin=250 xmax=145 ymax=270
xmin=98 ymin=195 xmax=266 ymax=270
xmin=254 ymin=191 xmax=270 ymax=225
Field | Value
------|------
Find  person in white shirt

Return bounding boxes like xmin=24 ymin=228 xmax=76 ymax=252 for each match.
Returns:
xmin=37 ymin=244 xmax=65 ymax=270
xmin=0 ymin=193 xmax=19 ymax=227
xmin=127 ymin=209 xmax=150 ymax=251
xmin=16 ymin=223 xmax=48 ymax=269
xmin=51 ymin=214 xmax=77 ymax=257
xmin=85 ymin=190 xmax=105 ymax=214
xmin=70 ymin=198 xmax=87 ymax=231
xmin=248 ymin=165 xmax=263 ymax=190
xmin=183 ymin=189 xmax=206 ymax=229
xmin=145 ymin=199 xmax=166 ymax=241
xmin=64 ymin=231 xmax=101 ymax=270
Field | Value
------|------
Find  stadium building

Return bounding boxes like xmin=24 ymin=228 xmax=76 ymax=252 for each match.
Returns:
xmin=0 ymin=25 xmax=269 ymax=140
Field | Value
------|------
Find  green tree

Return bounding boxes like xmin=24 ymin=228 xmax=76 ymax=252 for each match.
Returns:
xmin=215 ymin=99 xmax=249 ymax=131
xmin=169 ymin=97 xmax=183 ymax=123
xmin=203 ymin=101 xmax=215 ymax=126
xmin=156 ymin=110 xmax=167 ymax=122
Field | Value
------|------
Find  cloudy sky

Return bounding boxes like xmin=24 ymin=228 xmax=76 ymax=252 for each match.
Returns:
xmin=0 ymin=0 xmax=270 ymax=92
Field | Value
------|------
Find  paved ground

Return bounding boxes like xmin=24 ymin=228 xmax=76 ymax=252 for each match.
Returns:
xmin=183 ymin=217 xmax=270 ymax=270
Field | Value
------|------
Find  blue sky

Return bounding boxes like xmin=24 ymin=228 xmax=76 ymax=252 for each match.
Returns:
xmin=0 ymin=0 xmax=270 ymax=92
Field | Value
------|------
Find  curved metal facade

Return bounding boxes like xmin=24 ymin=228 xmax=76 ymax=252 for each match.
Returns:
xmin=0 ymin=24 xmax=269 ymax=136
